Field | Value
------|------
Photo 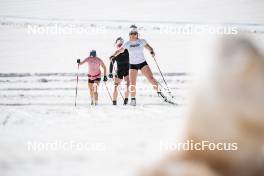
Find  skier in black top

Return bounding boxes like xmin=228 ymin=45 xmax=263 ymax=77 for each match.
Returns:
xmin=109 ymin=37 xmax=130 ymax=105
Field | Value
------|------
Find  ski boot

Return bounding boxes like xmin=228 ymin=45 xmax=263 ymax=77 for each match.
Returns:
xmin=130 ymin=98 xmax=136 ymax=106
xmin=123 ymin=98 xmax=128 ymax=105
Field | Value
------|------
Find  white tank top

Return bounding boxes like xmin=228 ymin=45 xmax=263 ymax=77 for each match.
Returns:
xmin=124 ymin=39 xmax=147 ymax=64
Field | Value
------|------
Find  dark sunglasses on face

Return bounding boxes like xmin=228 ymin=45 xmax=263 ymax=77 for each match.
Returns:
xmin=117 ymin=43 xmax=123 ymax=48
xmin=129 ymin=32 xmax=138 ymax=35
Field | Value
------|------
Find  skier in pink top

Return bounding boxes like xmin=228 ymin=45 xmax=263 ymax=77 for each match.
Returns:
xmin=77 ymin=50 xmax=107 ymax=105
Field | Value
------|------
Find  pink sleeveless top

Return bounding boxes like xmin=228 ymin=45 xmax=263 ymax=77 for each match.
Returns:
xmin=85 ymin=57 xmax=103 ymax=80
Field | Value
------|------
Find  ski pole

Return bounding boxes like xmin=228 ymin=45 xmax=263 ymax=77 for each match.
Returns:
xmin=74 ymin=63 xmax=80 ymax=107
xmin=157 ymin=80 xmax=171 ymax=94
xmin=110 ymin=59 xmax=125 ymax=101
xmin=103 ymin=81 xmax=113 ymax=102
xmin=152 ymin=56 xmax=174 ymax=98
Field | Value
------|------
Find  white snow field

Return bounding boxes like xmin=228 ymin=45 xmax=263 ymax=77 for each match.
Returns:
xmin=0 ymin=0 xmax=264 ymax=176
xmin=0 ymin=72 xmax=189 ymax=176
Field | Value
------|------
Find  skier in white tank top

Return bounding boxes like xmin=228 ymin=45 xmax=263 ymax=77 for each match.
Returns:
xmin=111 ymin=25 xmax=161 ymax=106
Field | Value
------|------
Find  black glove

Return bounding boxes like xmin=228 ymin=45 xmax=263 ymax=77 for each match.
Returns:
xmin=77 ymin=59 xmax=80 ymax=64
xmin=108 ymin=73 xmax=113 ymax=78
xmin=103 ymin=76 xmax=108 ymax=82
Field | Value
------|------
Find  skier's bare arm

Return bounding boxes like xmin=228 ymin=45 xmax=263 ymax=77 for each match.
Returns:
xmin=100 ymin=62 xmax=107 ymax=76
xmin=79 ymin=58 xmax=88 ymax=65
xmin=144 ymin=43 xmax=155 ymax=57
xmin=111 ymin=47 xmax=125 ymax=57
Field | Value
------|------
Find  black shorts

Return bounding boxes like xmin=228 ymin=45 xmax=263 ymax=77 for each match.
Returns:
xmin=88 ymin=78 xmax=101 ymax=83
xmin=115 ymin=68 xmax=129 ymax=79
xmin=129 ymin=61 xmax=148 ymax=70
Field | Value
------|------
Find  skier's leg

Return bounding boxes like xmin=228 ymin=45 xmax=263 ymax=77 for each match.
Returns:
xmin=141 ymin=65 xmax=159 ymax=92
xmin=123 ymin=75 xmax=130 ymax=105
xmin=113 ymin=78 xmax=121 ymax=101
xmin=124 ymin=75 xmax=130 ymax=98
xmin=94 ymin=80 xmax=100 ymax=103
xmin=129 ymin=69 xmax=138 ymax=98
xmin=129 ymin=69 xmax=138 ymax=106
xmin=88 ymin=82 xmax=94 ymax=103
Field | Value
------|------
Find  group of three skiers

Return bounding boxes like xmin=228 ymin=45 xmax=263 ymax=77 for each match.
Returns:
xmin=77 ymin=25 xmax=165 ymax=106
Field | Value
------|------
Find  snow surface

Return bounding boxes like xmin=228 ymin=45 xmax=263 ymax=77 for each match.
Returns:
xmin=0 ymin=0 xmax=264 ymax=176
xmin=0 ymin=73 xmax=188 ymax=176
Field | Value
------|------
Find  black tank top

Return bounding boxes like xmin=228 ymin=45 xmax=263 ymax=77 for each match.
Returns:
xmin=109 ymin=49 xmax=129 ymax=73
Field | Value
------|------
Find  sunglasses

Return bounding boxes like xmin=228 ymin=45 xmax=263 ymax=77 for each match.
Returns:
xmin=116 ymin=43 xmax=123 ymax=48
xmin=129 ymin=32 xmax=138 ymax=35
